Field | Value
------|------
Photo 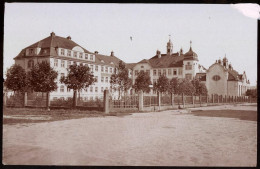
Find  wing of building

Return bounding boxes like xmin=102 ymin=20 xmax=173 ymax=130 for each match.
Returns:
xmin=131 ymin=38 xmax=207 ymax=95
xmin=206 ymin=57 xmax=250 ymax=97
xmin=14 ymin=32 xmax=122 ymax=100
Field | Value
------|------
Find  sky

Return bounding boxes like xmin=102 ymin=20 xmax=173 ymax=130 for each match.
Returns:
xmin=4 ymin=3 xmax=258 ymax=86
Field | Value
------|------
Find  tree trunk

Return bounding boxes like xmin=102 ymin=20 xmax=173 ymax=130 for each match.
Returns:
xmin=46 ymin=92 xmax=50 ymax=111
xmin=73 ymin=90 xmax=77 ymax=108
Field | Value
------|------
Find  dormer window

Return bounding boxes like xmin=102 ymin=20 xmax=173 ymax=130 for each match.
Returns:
xmin=73 ymin=52 xmax=77 ymax=58
xmin=101 ymin=60 xmax=104 ymax=63
xmin=90 ymin=55 xmax=94 ymax=60
xmin=110 ymin=62 xmax=114 ymax=64
xmin=79 ymin=53 xmax=83 ymax=58
xmin=67 ymin=50 xmax=71 ymax=57
xmin=61 ymin=49 xmax=65 ymax=55
xmin=29 ymin=49 xmax=34 ymax=55
xmin=85 ymin=54 xmax=88 ymax=59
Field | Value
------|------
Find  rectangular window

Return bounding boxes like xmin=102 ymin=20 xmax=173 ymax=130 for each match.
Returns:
xmin=163 ymin=69 xmax=166 ymax=75
xmin=95 ymin=87 xmax=98 ymax=93
xmin=67 ymin=61 xmax=72 ymax=68
xmin=85 ymin=54 xmax=88 ymax=59
xmin=179 ymin=68 xmax=182 ymax=75
xmin=95 ymin=76 xmax=98 ymax=82
xmin=105 ymin=67 xmax=108 ymax=73
xmin=85 ymin=88 xmax=88 ymax=92
xmin=90 ymin=96 xmax=93 ymax=100
xmin=54 ymin=59 xmax=58 ymax=67
xmin=95 ymin=65 xmax=98 ymax=71
xmin=101 ymin=87 xmax=104 ymax=92
xmin=61 ymin=49 xmax=65 ymax=55
xmin=90 ymin=55 xmax=93 ymax=60
xmin=101 ymin=66 xmax=104 ymax=72
xmin=67 ymin=88 xmax=71 ymax=92
xmin=90 ymin=86 xmax=93 ymax=92
xmin=158 ymin=70 xmax=161 ymax=76
xmin=79 ymin=53 xmax=83 ymax=58
xmin=90 ymin=65 xmax=93 ymax=72
xmin=110 ymin=67 xmax=113 ymax=73
xmin=61 ymin=60 xmax=65 ymax=68
xmin=173 ymin=69 xmax=177 ymax=75
xmin=153 ymin=70 xmax=157 ymax=76
xmin=185 ymin=65 xmax=192 ymax=70
xmin=114 ymin=68 xmax=117 ymax=73
xmin=135 ymin=70 xmax=138 ymax=75
xmin=73 ymin=52 xmax=77 ymax=58
xmin=67 ymin=50 xmax=71 ymax=57
xmin=168 ymin=69 xmax=171 ymax=75
xmin=153 ymin=89 xmax=156 ymax=94
xmin=105 ymin=77 xmax=108 ymax=83
xmin=101 ymin=77 xmax=104 ymax=82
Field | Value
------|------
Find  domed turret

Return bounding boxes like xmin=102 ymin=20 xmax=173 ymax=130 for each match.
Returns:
xmin=184 ymin=41 xmax=198 ymax=61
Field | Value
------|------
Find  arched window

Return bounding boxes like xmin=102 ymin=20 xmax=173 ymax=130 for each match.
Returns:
xmin=60 ymin=85 xmax=64 ymax=92
xmin=28 ymin=60 xmax=34 ymax=68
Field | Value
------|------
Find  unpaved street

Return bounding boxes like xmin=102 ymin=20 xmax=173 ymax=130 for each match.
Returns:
xmin=3 ymin=104 xmax=257 ymax=166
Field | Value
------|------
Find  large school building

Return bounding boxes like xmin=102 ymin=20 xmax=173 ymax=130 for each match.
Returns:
xmin=13 ymin=32 xmax=250 ymax=99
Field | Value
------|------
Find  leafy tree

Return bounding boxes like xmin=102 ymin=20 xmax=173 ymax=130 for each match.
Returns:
xmin=4 ymin=64 xmax=29 ymax=107
xmin=191 ymin=78 xmax=208 ymax=96
xmin=246 ymin=89 xmax=257 ymax=98
xmin=27 ymin=61 xmax=58 ymax=109
xmin=60 ymin=63 xmax=95 ymax=108
xmin=168 ymin=78 xmax=180 ymax=95
xmin=177 ymin=78 xmax=195 ymax=96
xmin=110 ymin=61 xmax=132 ymax=99
xmin=133 ymin=71 xmax=152 ymax=93
xmin=4 ymin=64 xmax=28 ymax=93
xmin=154 ymin=75 xmax=169 ymax=93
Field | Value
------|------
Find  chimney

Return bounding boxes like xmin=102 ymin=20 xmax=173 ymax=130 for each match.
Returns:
xmin=94 ymin=51 xmax=99 ymax=54
xmin=50 ymin=32 xmax=55 ymax=37
xmin=111 ymin=51 xmax=114 ymax=57
xmin=67 ymin=36 xmax=71 ymax=40
xmin=156 ymin=50 xmax=161 ymax=58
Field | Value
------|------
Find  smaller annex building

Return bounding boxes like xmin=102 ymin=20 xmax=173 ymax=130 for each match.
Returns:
xmin=206 ymin=56 xmax=250 ymax=97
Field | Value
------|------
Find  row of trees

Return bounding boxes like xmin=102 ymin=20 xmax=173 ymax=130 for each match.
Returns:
xmin=133 ymin=71 xmax=208 ymax=96
xmin=5 ymin=60 xmax=207 ymax=109
xmin=4 ymin=61 xmax=95 ymax=109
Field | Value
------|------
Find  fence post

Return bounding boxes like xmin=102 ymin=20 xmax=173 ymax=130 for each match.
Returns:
xmin=206 ymin=95 xmax=208 ymax=105
xmin=138 ymin=90 xmax=144 ymax=111
xmin=158 ymin=92 xmax=161 ymax=111
xmin=24 ymin=92 xmax=28 ymax=107
xmin=217 ymin=94 xmax=219 ymax=104
xmin=104 ymin=90 xmax=110 ymax=114
xmin=199 ymin=94 xmax=201 ymax=107
xmin=182 ymin=93 xmax=185 ymax=108
xmin=171 ymin=93 xmax=174 ymax=107
xmin=192 ymin=94 xmax=195 ymax=106
xmin=212 ymin=94 xmax=214 ymax=103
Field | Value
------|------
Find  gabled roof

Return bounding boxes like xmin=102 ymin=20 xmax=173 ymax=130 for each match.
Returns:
xmin=228 ymin=69 xmax=240 ymax=81
xmin=126 ymin=63 xmax=137 ymax=69
xmin=148 ymin=53 xmax=184 ymax=68
xmin=95 ymin=54 xmax=122 ymax=66
xmin=14 ymin=33 xmax=90 ymax=60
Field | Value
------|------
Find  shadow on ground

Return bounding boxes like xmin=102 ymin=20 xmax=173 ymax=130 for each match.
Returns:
xmin=191 ymin=110 xmax=257 ymax=121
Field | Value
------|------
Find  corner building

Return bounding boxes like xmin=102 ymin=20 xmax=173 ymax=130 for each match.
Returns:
xmin=131 ymin=38 xmax=207 ymax=94
xmin=14 ymin=32 xmax=122 ymax=100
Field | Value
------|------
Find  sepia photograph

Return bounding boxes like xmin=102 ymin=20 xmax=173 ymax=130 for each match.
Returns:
xmin=2 ymin=2 xmax=258 ymax=166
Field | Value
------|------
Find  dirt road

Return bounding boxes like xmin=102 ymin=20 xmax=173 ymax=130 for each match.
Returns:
xmin=3 ymin=104 xmax=257 ymax=166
